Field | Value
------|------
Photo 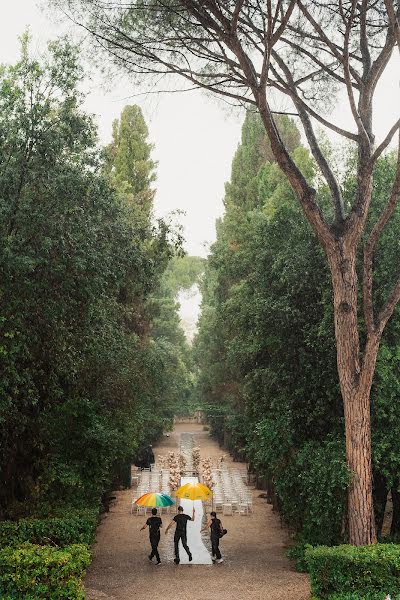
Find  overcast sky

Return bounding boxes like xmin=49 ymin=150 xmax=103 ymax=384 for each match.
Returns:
xmin=1 ymin=2 xmax=399 ymax=257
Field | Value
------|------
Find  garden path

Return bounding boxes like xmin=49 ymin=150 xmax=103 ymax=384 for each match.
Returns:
xmin=85 ymin=423 xmax=310 ymax=600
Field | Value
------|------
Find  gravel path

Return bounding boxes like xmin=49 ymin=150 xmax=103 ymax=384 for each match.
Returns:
xmin=85 ymin=424 xmax=310 ymax=600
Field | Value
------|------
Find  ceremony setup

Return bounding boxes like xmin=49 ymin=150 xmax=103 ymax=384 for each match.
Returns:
xmin=131 ymin=449 xmax=252 ymax=518
xmin=84 ymin=422 xmax=310 ymax=599
xmin=129 ymin=428 xmax=253 ymax=566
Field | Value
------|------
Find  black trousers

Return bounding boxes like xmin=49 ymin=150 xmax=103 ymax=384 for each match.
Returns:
xmin=149 ymin=532 xmax=160 ymax=562
xmin=174 ymin=531 xmax=191 ymax=560
xmin=211 ymin=535 xmax=222 ymax=559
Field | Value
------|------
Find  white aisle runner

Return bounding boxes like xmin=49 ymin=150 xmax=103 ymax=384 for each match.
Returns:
xmin=177 ymin=476 xmax=212 ymax=565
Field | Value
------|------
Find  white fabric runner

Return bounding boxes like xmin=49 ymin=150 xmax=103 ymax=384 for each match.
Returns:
xmin=177 ymin=476 xmax=212 ymax=565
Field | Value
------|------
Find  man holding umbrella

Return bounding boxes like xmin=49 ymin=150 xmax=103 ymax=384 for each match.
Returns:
xmin=136 ymin=493 xmax=175 ymax=565
xmin=165 ymin=505 xmax=195 ymax=564
xmin=140 ymin=508 xmax=162 ymax=565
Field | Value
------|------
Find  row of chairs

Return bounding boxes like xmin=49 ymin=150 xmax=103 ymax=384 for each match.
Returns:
xmin=131 ymin=465 xmax=172 ymax=514
xmin=211 ymin=467 xmax=253 ymax=515
xmin=215 ymin=499 xmax=252 ymax=515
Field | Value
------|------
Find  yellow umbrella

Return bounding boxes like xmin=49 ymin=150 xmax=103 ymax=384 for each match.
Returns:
xmin=176 ymin=482 xmax=213 ymax=501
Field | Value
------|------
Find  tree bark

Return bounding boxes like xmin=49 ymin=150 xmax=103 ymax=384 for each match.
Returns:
xmin=328 ymin=242 xmax=378 ymax=545
xmin=373 ymin=471 xmax=388 ymax=538
xmin=344 ymin=386 xmax=376 ymax=544
xmin=390 ymin=482 xmax=400 ymax=537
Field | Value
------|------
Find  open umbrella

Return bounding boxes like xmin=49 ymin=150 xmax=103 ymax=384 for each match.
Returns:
xmin=135 ymin=492 xmax=175 ymax=507
xmin=176 ymin=482 xmax=213 ymax=501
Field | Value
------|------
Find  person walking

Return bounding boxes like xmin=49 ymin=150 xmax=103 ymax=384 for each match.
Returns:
xmin=165 ymin=505 xmax=195 ymax=564
xmin=203 ymin=511 xmax=224 ymax=563
xmin=140 ymin=508 xmax=162 ymax=565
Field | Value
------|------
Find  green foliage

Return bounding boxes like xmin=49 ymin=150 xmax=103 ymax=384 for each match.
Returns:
xmin=0 ymin=34 xmax=193 ymax=600
xmin=320 ymin=595 xmax=396 ymax=600
xmin=103 ymin=104 xmax=156 ymax=218
xmin=275 ymin=438 xmax=349 ymax=545
xmin=306 ymin=544 xmax=400 ymax=599
xmin=287 ymin=543 xmax=313 ymax=573
xmin=195 ymin=108 xmax=400 ymax=546
xmin=163 ymin=256 xmax=205 ymax=294
xmin=195 ymin=111 xmax=346 ymax=542
xmin=0 ymin=543 xmax=90 ymax=599
xmin=225 ymin=112 xmax=300 ymax=212
xmin=146 ymin=253 xmax=207 ymax=418
xmin=0 ymin=509 xmax=98 ymax=548
xmin=0 ymin=38 xmax=185 ymax=518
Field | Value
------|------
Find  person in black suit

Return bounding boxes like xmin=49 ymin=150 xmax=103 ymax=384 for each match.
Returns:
xmin=165 ymin=505 xmax=195 ymax=564
xmin=141 ymin=508 xmax=162 ymax=564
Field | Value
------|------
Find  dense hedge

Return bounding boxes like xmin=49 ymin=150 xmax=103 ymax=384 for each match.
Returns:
xmin=0 ymin=543 xmax=90 ymax=599
xmin=0 ymin=509 xmax=98 ymax=548
xmin=306 ymin=544 xmax=400 ymax=598
xmin=287 ymin=542 xmax=311 ymax=572
xmin=320 ymin=594 xmax=396 ymax=600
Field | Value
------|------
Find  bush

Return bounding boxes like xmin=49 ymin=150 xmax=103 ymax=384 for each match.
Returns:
xmin=276 ymin=438 xmax=349 ymax=546
xmin=0 ymin=509 xmax=98 ymax=548
xmin=324 ymin=594 xmax=398 ymax=599
xmin=0 ymin=543 xmax=91 ymax=599
xmin=306 ymin=543 xmax=400 ymax=598
xmin=287 ymin=542 xmax=313 ymax=572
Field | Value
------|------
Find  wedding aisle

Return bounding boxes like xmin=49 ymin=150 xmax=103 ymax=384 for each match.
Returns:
xmin=85 ymin=423 xmax=310 ymax=600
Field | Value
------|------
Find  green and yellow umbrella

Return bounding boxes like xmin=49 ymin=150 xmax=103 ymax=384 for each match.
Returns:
xmin=135 ymin=492 xmax=175 ymax=508
xmin=176 ymin=482 xmax=213 ymax=501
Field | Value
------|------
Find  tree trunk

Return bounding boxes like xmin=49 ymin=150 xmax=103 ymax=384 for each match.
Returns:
xmin=390 ymin=482 xmax=400 ymax=537
xmin=344 ymin=387 xmax=376 ymax=544
xmin=328 ymin=243 xmax=377 ymax=545
xmin=266 ymin=475 xmax=274 ymax=504
xmin=373 ymin=471 xmax=388 ymax=538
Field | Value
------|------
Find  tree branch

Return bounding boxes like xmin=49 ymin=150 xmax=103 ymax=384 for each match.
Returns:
xmin=370 ymin=118 xmax=400 ymax=164
xmin=376 ymin=278 xmax=400 ymax=334
xmin=258 ymin=88 xmax=332 ymax=248
xmin=269 ymin=64 xmax=358 ymax=141
xmin=359 ymin=0 xmax=372 ymax=75
xmin=231 ymin=0 xmax=245 ymax=33
xmin=384 ymin=0 xmax=400 ymax=52
xmin=341 ymin=0 xmax=370 ymax=143
xmin=280 ymin=36 xmax=358 ymax=89
xmin=365 ymin=24 xmax=394 ymax=99
xmin=297 ymin=0 xmax=362 ymax=85
xmin=271 ymin=50 xmax=345 ymax=224
xmin=272 ymin=0 xmax=296 ymax=45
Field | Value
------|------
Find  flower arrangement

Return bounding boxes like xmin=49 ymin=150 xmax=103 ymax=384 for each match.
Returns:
xmin=201 ymin=457 xmax=214 ymax=489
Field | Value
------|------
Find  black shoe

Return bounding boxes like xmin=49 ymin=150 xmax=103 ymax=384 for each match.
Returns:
xmin=156 ymin=561 xmax=161 ymax=565
xmin=174 ymin=558 xmax=180 ymax=564
xmin=188 ymin=554 xmax=193 ymax=562
xmin=148 ymin=555 xmax=153 ymax=561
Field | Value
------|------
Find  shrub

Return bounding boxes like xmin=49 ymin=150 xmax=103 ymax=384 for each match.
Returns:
xmin=306 ymin=544 xmax=400 ymax=598
xmin=0 ymin=509 xmax=98 ymax=548
xmin=276 ymin=438 xmax=349 ymax=546
xmin=325 ymin=594 xmax=398 ymax=599
xmin=287 ymin=542 xmax=313 ymax=572
xmin=0 ymin=543 xmax=91 ymax=599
